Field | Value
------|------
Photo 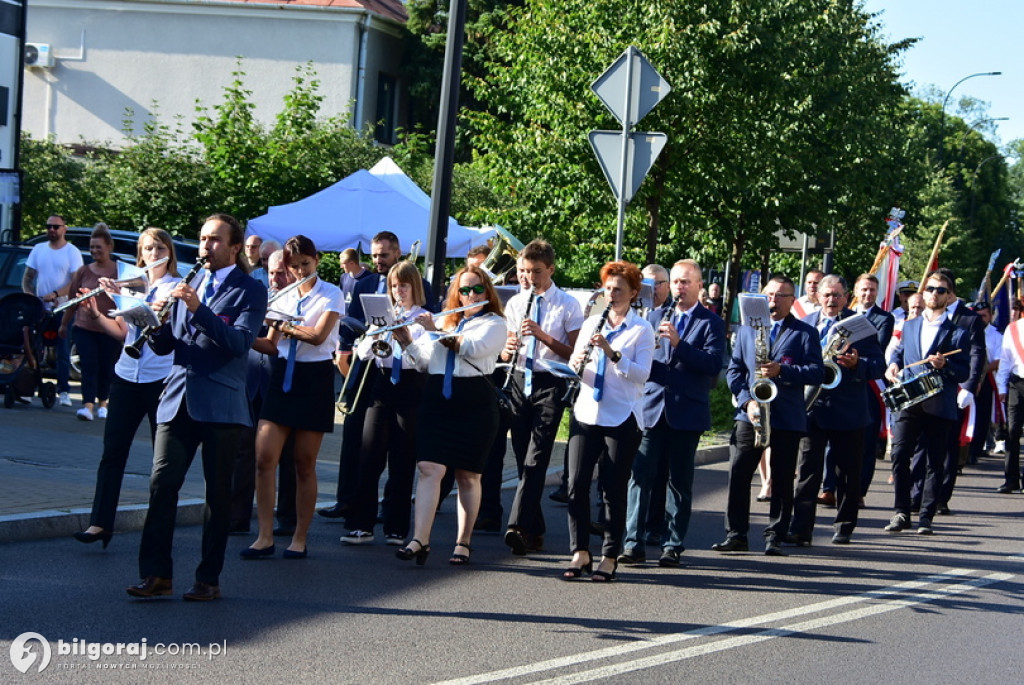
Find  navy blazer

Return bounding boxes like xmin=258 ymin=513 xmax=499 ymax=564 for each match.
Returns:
xmin=864 ymin=305 xmax=895 ymax=350
xmin=727 ymin=314 xmax=824 ymax=433
xmin=151 ymin=267 xmax=267 ymax=426
xmin=948 ymin=301 xmax=986 ymax=393
xmin=803 ymin=308 xmax=886 ymax=431
xmin=888 ymin=313 xmax=971 ymax=420
xmin=642 ymin=302 xmax=726 ymax=432
xmin=338 ymin=272 xmax=435 ymax=351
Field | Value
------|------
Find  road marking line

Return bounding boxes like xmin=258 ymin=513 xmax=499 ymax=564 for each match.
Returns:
xmin=431 ymin=568 xmax=991 ymax=685
xmin=526 ymin=571 xmax=1013 ymax=684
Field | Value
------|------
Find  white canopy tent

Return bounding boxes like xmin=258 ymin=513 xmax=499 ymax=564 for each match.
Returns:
xmin=247 ymin=158 xmax=494 ymax=257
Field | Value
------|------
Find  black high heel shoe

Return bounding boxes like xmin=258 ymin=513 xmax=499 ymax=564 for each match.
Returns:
xmin=449 ymin=542 xmax=472 ymax=565
xmin=73 ymin=530 xmax=112 ymax=549
xmin=561 ymin=553 xmax=593 ymax=581
xmin=591 ymin=557 xmax=618 ymax=583
xmin=396 ymin=539 xmax=430 ymax=565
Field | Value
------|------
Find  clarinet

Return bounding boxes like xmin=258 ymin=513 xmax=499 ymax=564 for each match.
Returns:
xmin=502 ymin=286 xmax=535 ymax=390
xmin=657 ymin=294 xmax=683 ymax=336
xmin=124 ymin=257 xmax=207 ymax=359
xmin=561 ymin=301 xmax=613 ymax=405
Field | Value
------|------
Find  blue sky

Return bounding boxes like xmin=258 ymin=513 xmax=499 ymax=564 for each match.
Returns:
xmin=862 ymin=0 xmax=1022 ymax=149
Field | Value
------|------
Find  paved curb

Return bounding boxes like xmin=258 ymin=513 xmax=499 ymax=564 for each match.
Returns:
xmin=0 ymin=444 xmax=731 ymax=543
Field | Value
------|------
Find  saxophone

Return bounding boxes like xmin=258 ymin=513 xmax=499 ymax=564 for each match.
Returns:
xmin=803 ymin=324 xmax=850 ymax=410
xmin=749 ymin=317 xmax=778 ymax=448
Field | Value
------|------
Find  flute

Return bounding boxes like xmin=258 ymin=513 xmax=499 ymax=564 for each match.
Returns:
xmin=53 ymin=257 xmax=170 ymax=313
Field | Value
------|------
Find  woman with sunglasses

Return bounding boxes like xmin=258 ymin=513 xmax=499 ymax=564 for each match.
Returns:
xmin=562 ymin=261 xmax=654 ymax=582
xmin=342 ymin=261 xmax=431 ymax=546
xmin=73 ymin=228 xmax=181 ymax=547
xmin=392 ymin=266 xmax=506 ymax=565
xmin=243 ymin=235 xmax=343 ymax=560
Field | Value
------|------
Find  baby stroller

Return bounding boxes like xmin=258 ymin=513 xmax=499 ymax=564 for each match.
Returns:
xmin=0 ymin=292 xmax=57 ymax=409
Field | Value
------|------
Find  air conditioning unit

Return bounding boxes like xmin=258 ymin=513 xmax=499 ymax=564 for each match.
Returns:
xmin=24 ymin=43 xmax=55 ymax=69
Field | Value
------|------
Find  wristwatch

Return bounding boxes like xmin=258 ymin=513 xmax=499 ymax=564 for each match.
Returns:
xmin=610 ymin=350 xmax=622 ymax=364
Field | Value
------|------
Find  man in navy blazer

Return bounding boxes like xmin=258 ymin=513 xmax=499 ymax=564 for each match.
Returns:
xmin=789 ymin=276 xmax=884 ymax=546
xmin=128 ymin=214 xmax=267 ymax=602
xmin=715 ymin=276 xmax=824 ymax=556
xmin=619 ymin=260 xmax=725 ymax=567
xmin=884 ymin=270 xmax=970 ymax=536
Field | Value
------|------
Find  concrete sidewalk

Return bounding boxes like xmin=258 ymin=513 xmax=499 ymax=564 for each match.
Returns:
xmin=0 ymin=383 xmax=729 ymax=542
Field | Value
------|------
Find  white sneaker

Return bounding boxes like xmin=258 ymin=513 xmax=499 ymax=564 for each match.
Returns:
xmin=340 ymin=530 xmax=374 ymax=545
xmin=76 ymin=407 xmax=94 ymax=421
xmin=59 ymin=392 xmax=72 ymax=407
xmin=97 ymin=407 xmax=108 ymax=419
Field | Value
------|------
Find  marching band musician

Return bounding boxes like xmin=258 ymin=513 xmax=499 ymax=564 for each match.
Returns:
xmin=788 ymin=275 xmax=884 ymax=546
xmin=393 ymin=267 xmax=506 ymax=566
xmin=342 ymin=261 xmax=430 ymax=546
xmin=243 ymin=235 xmax=342 ymax=560
xmin=562 ymin=261 xmax=654 ymax=582
xmin=74 ymin=228 xmax=182 ymax=548
xmin=619 ymin=259 xmax=725 ymax=568
xmin=883 ymin=270 xmax=970 ymax=535
xmin=502 ymin=240 xmax=583 ymax=556
xmin=715 ymin=276 xmax=823 ymax=557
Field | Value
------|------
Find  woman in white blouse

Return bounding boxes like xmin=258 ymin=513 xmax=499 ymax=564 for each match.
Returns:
xmin=342 ymin=261 xmax=430 ymax=545
xmin=243 ymin=235 xmax=342 ymax=560
xmin=73 ymin=229 xmax=182 ymax=548
xmin=563 ymin=261 xmax=654 ymax=582
xmin=393 ymin=266 xmax=506 ymax=565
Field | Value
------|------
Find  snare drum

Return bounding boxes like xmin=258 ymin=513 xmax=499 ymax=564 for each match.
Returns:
xmin=881 ymin=370 xmax=944 ymax=413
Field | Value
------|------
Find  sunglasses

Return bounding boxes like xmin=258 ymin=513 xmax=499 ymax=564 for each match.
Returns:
xmin=924 ymin=286 xmax=949 ymax=295
xmin=458 ymin=284 xmax=486 ymax=296
xmin=46 ymin=223 xmax=65 ymax=230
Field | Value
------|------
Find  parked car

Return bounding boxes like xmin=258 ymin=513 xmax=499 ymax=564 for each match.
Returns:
xmin=0 ymin=245 xmax=32 ymax=302
xmin=22 ymin=227 xmax=200 ymax=269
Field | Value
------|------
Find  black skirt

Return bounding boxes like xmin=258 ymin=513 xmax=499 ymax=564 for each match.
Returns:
xmin=416 ymin=375 xmax=499 ymax=473
xmin=261 ymin=357 xmax=336 ymax=433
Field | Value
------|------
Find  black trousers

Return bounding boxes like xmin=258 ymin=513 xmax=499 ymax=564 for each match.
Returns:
xmin=791 ymin=421 xmax=863 ymax=539
xmin=566 ymin=415 xmax=642 ymax=558
xmin=969 ymin=377 xmax=996 ymax=460
xmin=506 ymin=372 xmax=567 ymax=537
xmin=334 ymin=356 xmax=378 ymax=507
xmin=725 ymin=421 xmax=802 ymax=542
xmin=89 ymin=376 xmax=163 ymax=531
xmin=1004 ymin=376 xmax=1024 ymax=488
xmin=138 ymin=403 xmax=241 ymax=585
xmin=890 ymin=406 xmax=951 ymax=520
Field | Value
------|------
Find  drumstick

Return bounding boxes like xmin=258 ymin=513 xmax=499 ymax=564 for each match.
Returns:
xmin=904 ymin=349 xmax=961 ymax=369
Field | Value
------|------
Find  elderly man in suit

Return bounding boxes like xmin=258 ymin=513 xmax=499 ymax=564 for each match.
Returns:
xmin=715 ymin=276 xmax=824 ymax=556
xmin=788 ymin=275 xmax=884 ymax=546
xmin=128 ymin=213 xmax=267 ymax=601
xmin=884 ymin=270 xmax=970 ymax=536
xmin=618 ymin=259 xmax=725 ymax=567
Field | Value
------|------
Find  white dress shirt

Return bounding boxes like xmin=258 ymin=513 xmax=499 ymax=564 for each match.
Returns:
xmin=996 ymin=321 xmax=1024 ymax=394
xmin=356 ymin=305 xmax=429 ymax=369
xmin=504 ymin=283 xmax=584 ymax=368
xmin=406 ymin=311 xmax=506 ymax=376
xmin=113 ymin=273 xmax=181 ymax=383
xmin=273 ymin=278 xmax=344 ymax=362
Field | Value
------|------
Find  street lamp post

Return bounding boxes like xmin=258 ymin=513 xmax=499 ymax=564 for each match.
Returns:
xmin=938 ymin=71 xmax=1001 ymax=168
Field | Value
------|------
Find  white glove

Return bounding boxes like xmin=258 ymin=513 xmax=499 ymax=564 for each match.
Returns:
xmin=956 ymin=389 xmax=974 ymax=410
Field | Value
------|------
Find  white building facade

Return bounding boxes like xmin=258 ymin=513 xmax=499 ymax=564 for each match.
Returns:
xmin=21 ymin=0 xmax=408 ymax=148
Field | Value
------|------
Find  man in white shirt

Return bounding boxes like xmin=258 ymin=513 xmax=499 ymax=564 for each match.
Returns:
xmin=22 ymin=214 xmax=84 ymax=406
xmin=793 ymin=269 xmax=823 ymax=319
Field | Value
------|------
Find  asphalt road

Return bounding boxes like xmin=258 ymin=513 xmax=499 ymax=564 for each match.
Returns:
xmin=2 ymin=441 xmax=1022 ymax=683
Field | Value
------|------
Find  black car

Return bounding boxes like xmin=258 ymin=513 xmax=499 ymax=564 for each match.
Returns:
xmin=0 ymin=244 xmax=31 ymax=301
xmin=22 ymin=227 xmax=200 ymax=269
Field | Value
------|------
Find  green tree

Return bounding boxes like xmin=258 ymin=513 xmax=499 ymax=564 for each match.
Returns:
xmin=17 ymin=133 xmax=94 ymax=236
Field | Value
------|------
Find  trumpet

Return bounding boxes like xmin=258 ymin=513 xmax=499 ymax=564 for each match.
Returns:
xmin=804 ymin=324 xmax=851 ymax=410
xmin=124 ymin=257 xmax=207 ymax=359
xmin=371 ymin=304 xmax=406 ymax=358
xmin=749 ymin=317 xmax=777 ymax=448
xmin=53 ymin=257 xmax=170 ymax=313
xmin=561 ymin=301 xmax=613 ymax=405
xmin=502 ymin=286 xmax=535 ymax=390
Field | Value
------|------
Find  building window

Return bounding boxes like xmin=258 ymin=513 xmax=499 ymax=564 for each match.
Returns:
xmin=375 ymin=73 xmax=397 ymax=145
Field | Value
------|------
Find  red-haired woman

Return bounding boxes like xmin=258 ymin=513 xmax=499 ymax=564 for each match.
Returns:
xmin=563 ymin=261 xmax=654 ymax=582
xmin=393 ymin=266 xmax=506 ymax=565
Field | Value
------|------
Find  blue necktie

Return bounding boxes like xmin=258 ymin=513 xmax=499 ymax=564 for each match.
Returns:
xmin=145 ymin=286 xmax=158 ymax=304
xmin=377 ymin=277 xmax=387 ymax=294
xmin=202 ymin=275 xmax=216 ymax=305
xmin=282 ymin=295 xmax=306 ymax=393
xmin=592 ymin=323 xmax=625 ymax=401
xmin=676 ymin=312 xmax=688 ymax=339
xmin=390 ymin=333 xmax=402 ymax=385
xmin=769 ymin=321 xmax=781 ymax=350
xmin=442 ymin=317 xmax=471 ymax=399
xmin=819 ymin=318 xmax=833 ymax=347
xmin=524 ymin=296 xmax=543 ymax=397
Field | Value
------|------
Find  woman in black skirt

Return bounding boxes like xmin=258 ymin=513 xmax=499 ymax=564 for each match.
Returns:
xmin=342 ymin=261 xmax=431 ymax=545
xmin=393 ymin=266 xmax=506 ymax=565
xmin=243 ymin=235 xmax=342 ymax=559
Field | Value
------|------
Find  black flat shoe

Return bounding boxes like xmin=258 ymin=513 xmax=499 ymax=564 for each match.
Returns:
xmin=449 ymin=542 xmax=472 ymax=565
xmin=239 ymin=544 xmax=276 ymax=559
xmin=73 ymin=530 xmax=112 ymax=549
xmin=317 ymin=504 xmax=351 ymax=519
xmin=282 ymin=547 xmax=308 ymax=559
xmin=591 ymin=558 xmax=618 ymax=583
xmin=396 ymin=539 xmax=430 ymax=565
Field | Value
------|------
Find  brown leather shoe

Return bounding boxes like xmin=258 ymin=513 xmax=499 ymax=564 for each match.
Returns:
xmin=126 ymin=576 xmax=173 ymax=598
xmin=183 ymin=582 xmax=221 ymax=601
xmin=816 ymin=491 xmax=836 ymax=507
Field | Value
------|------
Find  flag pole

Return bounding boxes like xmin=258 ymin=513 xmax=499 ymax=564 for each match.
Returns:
xmin=917 ymin=219 xmax=951 ymax=292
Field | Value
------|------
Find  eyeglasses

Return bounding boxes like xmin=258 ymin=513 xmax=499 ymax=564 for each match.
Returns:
xmin=46 ymin=224 xmax=64 ymax=230
xmin=458 ymin=284 xmax=486 ymax=296
xmin=924 ymin=286 xmax=949 ymax=295
xmin=766 ymin=292 xmax=794 ymax=299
